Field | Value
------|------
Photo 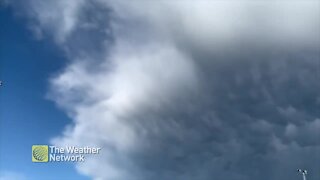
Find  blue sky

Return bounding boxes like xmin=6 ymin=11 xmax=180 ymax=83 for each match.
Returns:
xmin=0 ymin=7 xmax=89 ymax=180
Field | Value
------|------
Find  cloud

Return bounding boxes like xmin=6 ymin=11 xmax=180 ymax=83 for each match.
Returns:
xmin=8 ymin=0 xmax=320 ymax=179
xmin=0 ymin=171 xmax=27 ymax=180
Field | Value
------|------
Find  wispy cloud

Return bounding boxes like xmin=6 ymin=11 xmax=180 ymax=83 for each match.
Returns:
xmin=0 ymin=170 xmax=27 ymax=180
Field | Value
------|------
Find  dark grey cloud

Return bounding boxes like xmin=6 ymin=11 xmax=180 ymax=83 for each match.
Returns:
xmin=6 ymin=0 xmax=320 ymax=179
xmin=109 ymin=50 xmax=320 ymax=180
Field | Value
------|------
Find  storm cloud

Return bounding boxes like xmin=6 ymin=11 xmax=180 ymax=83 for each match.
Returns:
xmin=7 ymin=0 xmax=320 ymax=179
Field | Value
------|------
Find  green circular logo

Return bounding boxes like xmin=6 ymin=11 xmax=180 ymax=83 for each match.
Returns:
xmin=33 ymin=146 xmax=48 ymax=161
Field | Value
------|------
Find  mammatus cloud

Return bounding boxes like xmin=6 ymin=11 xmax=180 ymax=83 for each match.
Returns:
xmin=8 ymin=0 xmax=320 ymax=179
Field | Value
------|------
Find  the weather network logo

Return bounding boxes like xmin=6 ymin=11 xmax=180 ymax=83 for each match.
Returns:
xmin=32 ymin=145 xmax=48 ymax=162
xmin=32 ymin=144 xmax=101 ymax=163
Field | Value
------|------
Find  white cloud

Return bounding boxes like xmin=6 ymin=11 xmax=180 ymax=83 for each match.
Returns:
xmin=24 ymin=0 xmax=85 ymax=43
xmin=20 ymin=0 xmax=320 ymax=48
xmin=50 ymin=40 xmax=198 ymax=179
xmin=0 ymin=171 xmax=26 ymax=180
xmin=103 ymin=1 xmax=320 ymax=51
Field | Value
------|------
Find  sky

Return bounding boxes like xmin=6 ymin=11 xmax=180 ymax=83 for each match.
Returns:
xmin=0 ymin=0 xmax=320 ymax=180
xmin=0 ymin=5 xmax=90 ymax=180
